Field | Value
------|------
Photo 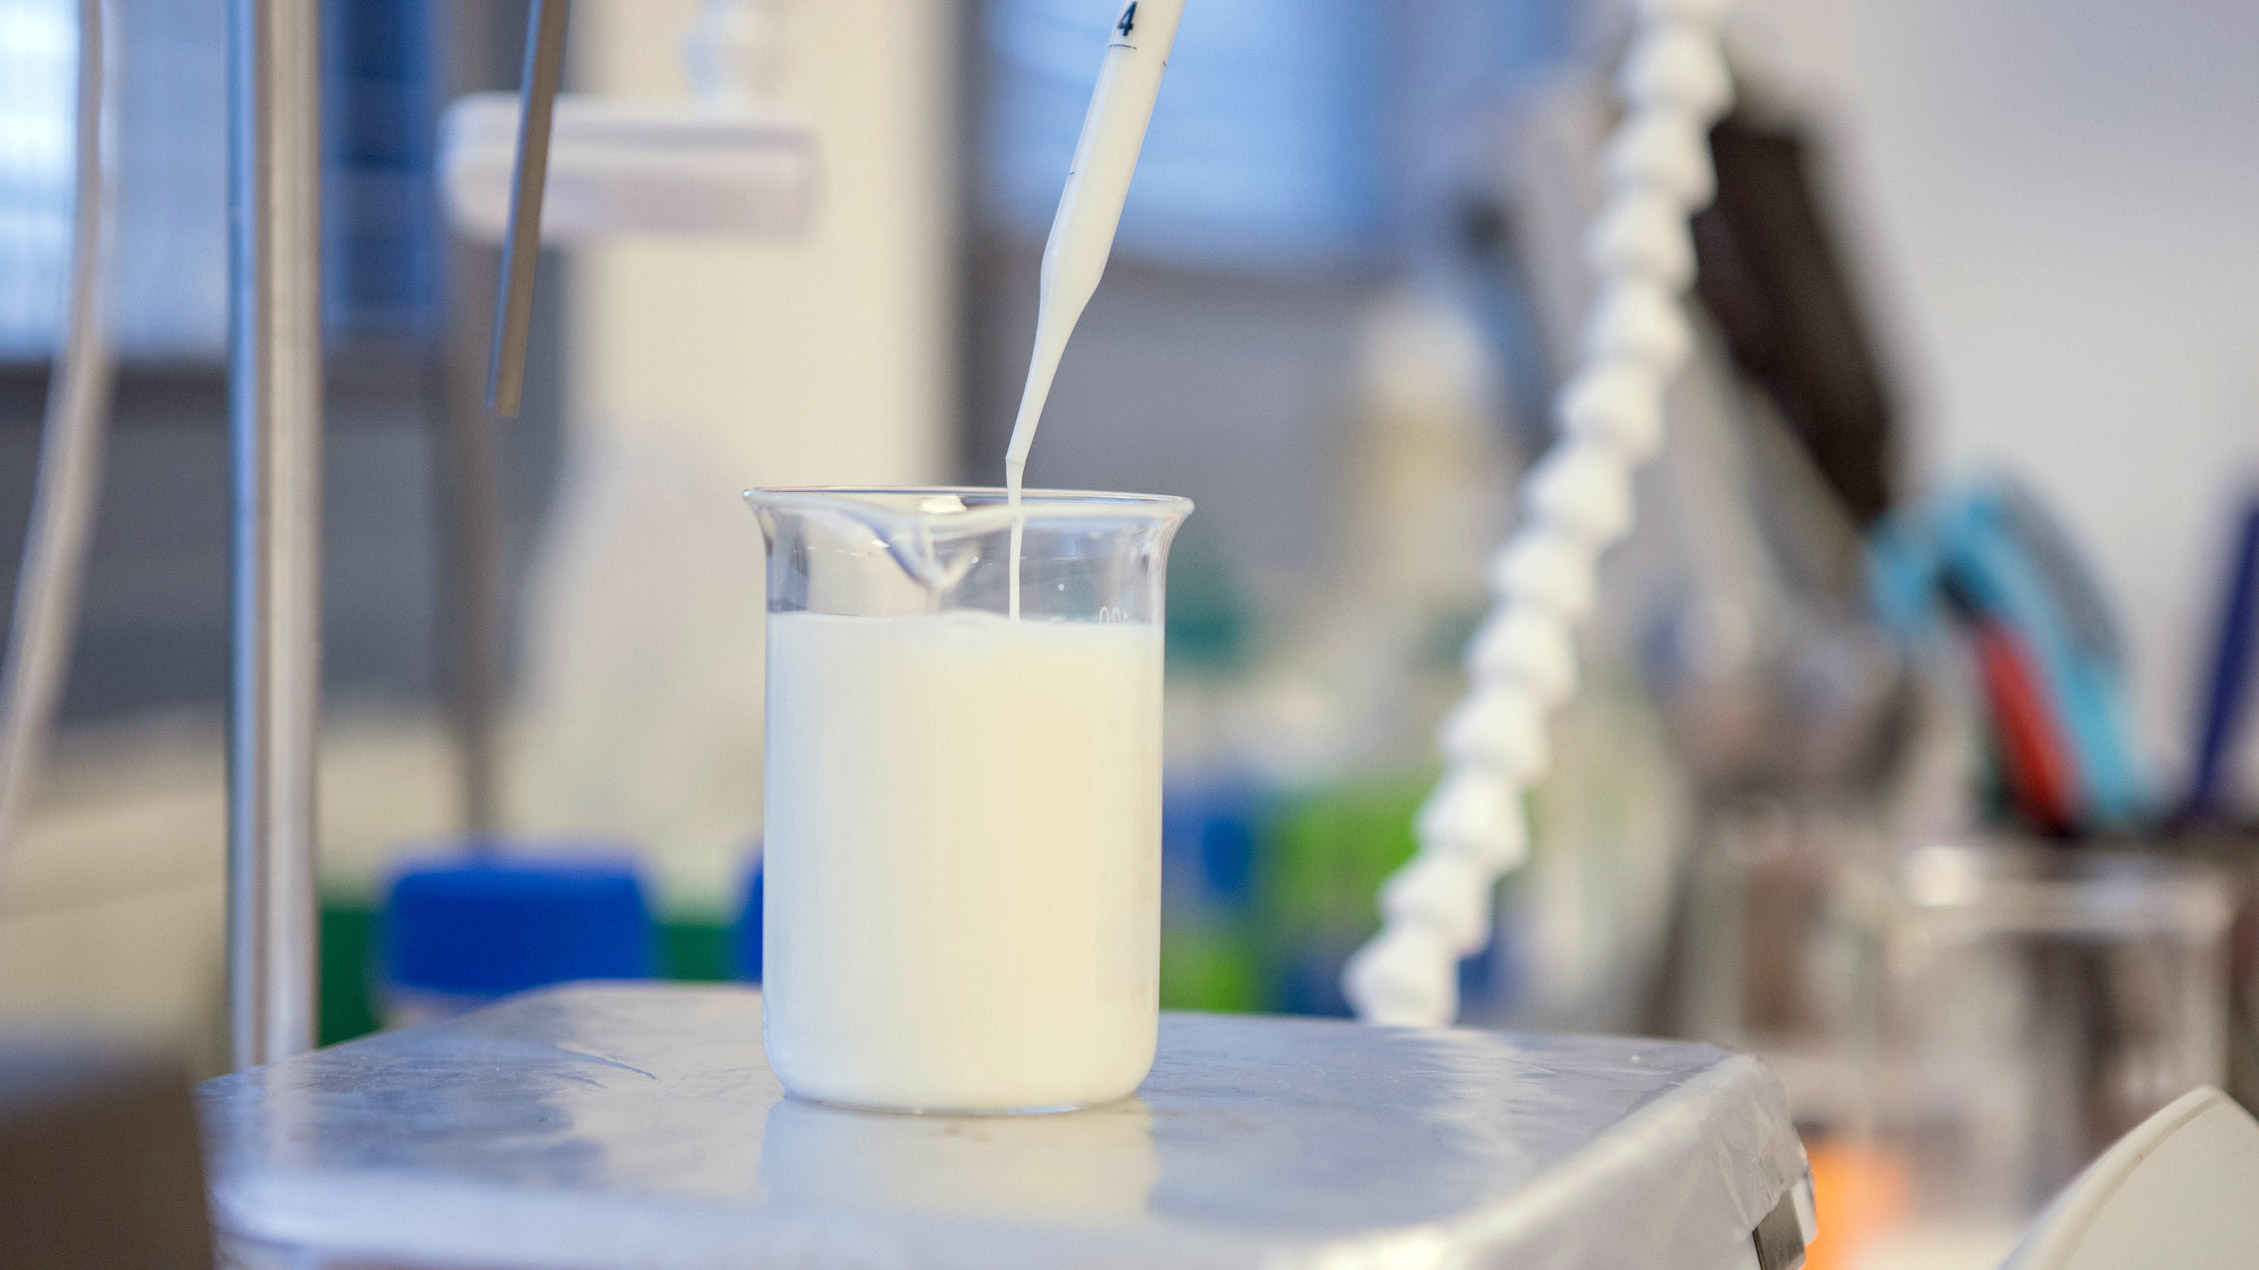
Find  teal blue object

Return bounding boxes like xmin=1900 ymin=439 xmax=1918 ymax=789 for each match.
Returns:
xmin=1868 ymin=480 xmax=2149 ymax=828
xmin=1945 ymin=489 xmax=2146 ymax=827
xmin=1866 ymin=510 xmax=1951 ymax=639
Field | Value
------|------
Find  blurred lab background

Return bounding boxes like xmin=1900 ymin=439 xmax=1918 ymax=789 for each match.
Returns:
xmin=1 ymin=1 xmax=2256 ymax=1266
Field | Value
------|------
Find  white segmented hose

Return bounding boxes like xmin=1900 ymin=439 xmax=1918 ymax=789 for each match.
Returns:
xmin=1345 ymin=0 xmax=1736 ymax=1027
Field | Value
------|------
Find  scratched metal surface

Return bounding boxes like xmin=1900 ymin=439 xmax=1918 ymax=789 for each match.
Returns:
xmin=199 ymin=983 xmax=1803 ymax=1270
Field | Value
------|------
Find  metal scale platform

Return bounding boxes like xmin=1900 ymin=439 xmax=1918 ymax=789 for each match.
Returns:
xmin=201 ymin=983 xmax=1813 ymax=1270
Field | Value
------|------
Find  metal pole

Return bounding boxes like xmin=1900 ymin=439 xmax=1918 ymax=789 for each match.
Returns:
xmin=0 ymin=0 xmax=114 ymax=872
xmin=438 ymin=265 xmax=507 ymax=842
xmin=227 ymin=0 xmax=322 ymax=1070
xmin=433 ymin=0 xmax=516 ymax=842
xmin=485 ymin=0 xmax=570 ymax=417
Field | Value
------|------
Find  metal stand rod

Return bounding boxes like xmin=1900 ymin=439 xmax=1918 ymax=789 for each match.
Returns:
xmin=227 ymin=0 xmax=323 ymax=1070
xmin=435 ymin=338 xmax=505 ymax=839
xmin=0 ymin=0 xmax=113 ymax=870
xmin=433 ymin=0 xmax=523 ymax=843
xmin=485 ymin=0 xmax=570 ymax=418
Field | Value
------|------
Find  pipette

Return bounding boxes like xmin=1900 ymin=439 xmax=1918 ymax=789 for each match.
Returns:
xmin=1006 ymin=0 xmax=1186 ymax=616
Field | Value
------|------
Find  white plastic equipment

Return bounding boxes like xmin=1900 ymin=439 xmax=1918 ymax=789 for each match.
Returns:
xmin=999 ymin=0 xmax=1186 ymax=618
xmin=1002 ymin=0 xmax=1187 ymax=502
xmin=439 ymin=95 xmax=815 ymax=244
xmin=437 ymin=0 xmax=816 ymax=244
xmin=2001 ymin=1086 xmax=2259 ymax=1270
xmin=1345 ymin=0 xmax=1738 ymax=1027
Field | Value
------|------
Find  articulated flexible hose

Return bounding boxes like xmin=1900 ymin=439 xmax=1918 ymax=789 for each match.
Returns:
xmin=0 ymin=0 xmax=115 ymax=868
xmin=1345 ymin=0 xmax=1735 ymax=1027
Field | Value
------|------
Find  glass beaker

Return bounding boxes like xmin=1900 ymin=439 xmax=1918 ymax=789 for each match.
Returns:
xmin=1843 ymin=841 xmax=2235 ymax=1260
xmin=745 ymin=487 xmax=1192 ymax=1114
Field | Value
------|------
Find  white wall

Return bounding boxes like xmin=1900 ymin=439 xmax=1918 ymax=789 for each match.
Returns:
xmin=505 ymin=0 xmax=959 ymax=908
xmin=567 ymin=0 xmax=958 ymax=485
xmin=1727 ymin=0 xmax=2259 ymax=797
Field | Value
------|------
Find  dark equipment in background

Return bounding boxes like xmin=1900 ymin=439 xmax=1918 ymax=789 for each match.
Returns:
xmin=2183 ymin=494 xmax=2259 ymax=824
xmin=1693 ymin=112 xmax=1897 ymax=529
xmin=0 ymin=1039 xmax=216 ymax=1269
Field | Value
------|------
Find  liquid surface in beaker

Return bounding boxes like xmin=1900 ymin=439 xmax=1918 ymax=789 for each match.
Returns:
xmin=763 ymin=610 xmax=1163 ymax=1113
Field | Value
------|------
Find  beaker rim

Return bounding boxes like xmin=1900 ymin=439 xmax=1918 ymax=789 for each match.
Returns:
xmin=743 ymin=486 xmax=1193 ymax=534
xmin=1868 ymin=841 xmax=2239 ymax=938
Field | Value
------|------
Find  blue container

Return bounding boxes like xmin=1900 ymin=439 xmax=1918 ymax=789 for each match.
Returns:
xmin=382 ymin=853 xmax=657 ymax=1021
xmin=731 ymin=863 xmax=764 ymax=983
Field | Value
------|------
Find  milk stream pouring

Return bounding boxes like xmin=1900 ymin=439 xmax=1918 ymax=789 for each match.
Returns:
xmin=747 ymin=488 xmax=1190 ymax=1114
xmin=1004 ymin=0 xmax=1186 ymax=617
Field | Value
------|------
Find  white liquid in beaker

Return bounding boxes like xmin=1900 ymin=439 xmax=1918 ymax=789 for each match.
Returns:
xmin=762 ymin=610 xmax=1163 ymax=1112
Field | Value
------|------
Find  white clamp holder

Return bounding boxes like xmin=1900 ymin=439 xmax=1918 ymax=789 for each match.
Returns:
xmin=1345 ymin=0 xmax=1737 ymax=1027
xmin=439 ymin=0 xmax=817 ymax=249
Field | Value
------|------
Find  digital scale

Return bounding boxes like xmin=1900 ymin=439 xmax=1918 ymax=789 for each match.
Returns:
xmin=203 ymin=983 xmax=1813 ymax=1270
